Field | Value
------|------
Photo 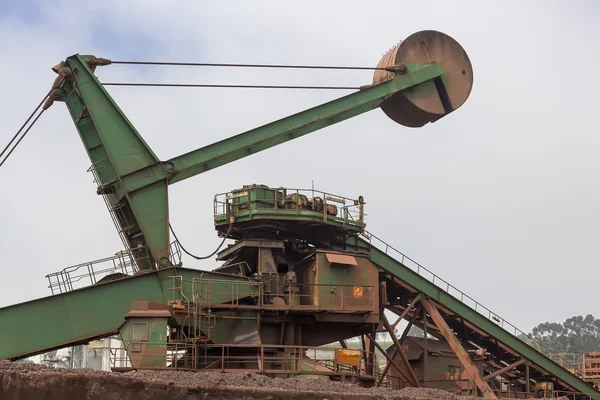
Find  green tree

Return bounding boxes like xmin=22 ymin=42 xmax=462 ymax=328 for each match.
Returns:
xmin=563 ymin=315 xmax=600 ymax=353
xmin=530 ymin=314 xmax=600 ymax=354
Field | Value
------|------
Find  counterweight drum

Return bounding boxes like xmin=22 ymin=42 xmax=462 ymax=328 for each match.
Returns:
xmin=374 ymin=30 xmax=473 ymax=127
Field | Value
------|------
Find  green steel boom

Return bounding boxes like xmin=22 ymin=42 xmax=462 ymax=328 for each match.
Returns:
xmin=48 ymin=54 xmax=444 ymax=271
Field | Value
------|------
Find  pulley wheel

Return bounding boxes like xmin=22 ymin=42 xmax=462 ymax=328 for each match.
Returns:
xmin=373 ymin=30 xmax=473 ymax=127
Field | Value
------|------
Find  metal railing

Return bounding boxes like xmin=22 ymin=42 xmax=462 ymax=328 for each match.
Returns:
xmin=45 ymin=249 xmax=143 ymax=295
xmin=46 ymin=241 xmax=182 ymax=295
xmin=110 ymin=341 xmax=377 ymax=378
xmin=214 ymin=186 xmax=365 ymax=229
xmin=191 ymin=277 xmax=375 ymax=313
xmin=553 ymin=390 xmax=597 ymax=400
xmin=364 ymin=230 xmax=585 ymax=376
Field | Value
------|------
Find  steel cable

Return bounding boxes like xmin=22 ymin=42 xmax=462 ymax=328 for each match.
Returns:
xmin=102 ymin=82 xmax=359 ymax=90
xmin=0 ymin=90 xmax=51 ymax=165
xmin=0 ymin=109 xmax=46 ymax=169
xmin=110 ymin=60 xmax=388 ymax=71
xmin=169 ymin=222 xmax=233 ymax=261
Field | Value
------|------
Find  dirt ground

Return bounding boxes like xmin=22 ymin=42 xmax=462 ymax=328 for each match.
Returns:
xmin=0 ymin=361 xmax=567 ymax=400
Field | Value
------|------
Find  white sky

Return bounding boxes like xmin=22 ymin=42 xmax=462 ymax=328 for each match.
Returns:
xmin=0 ymin=0 xmax=598 ymax=335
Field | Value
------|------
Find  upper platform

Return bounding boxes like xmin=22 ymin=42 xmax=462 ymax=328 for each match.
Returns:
xmin=214 ymin=184 xmax=365 ymax=247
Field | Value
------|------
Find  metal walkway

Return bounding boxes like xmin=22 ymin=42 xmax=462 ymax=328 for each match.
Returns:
xmin=363 ymin=232 xmax=600 ymax=399
xmin=0 ymin=267 xmax=249 ymax=361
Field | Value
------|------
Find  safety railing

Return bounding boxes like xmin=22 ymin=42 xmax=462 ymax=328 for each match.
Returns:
xmin=108 ymin=347 xmax=132 ymax=369
xmin=191 ymin=277 xmax=375 ymax=313
xmin=364 ymin=230 xmax=586 ymax=377
xmin=46 ymin=241 xmax=182 ymax=295
xmin=109 ymin=341 xmax=191 ymax=370
xmin=191 ymin=277 xmax=260 ymax=309
xmin=553 ymin=390 xmax=597 ymax=400
xmin=214 ymin=186 xmax=365 ymax=230
xmin=45 ymin=249 xmax=143 ymax=295
xmin=110 ymin=342 xmax=376 ymax=378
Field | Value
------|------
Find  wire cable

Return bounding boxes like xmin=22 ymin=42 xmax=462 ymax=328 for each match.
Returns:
xmin=0 ymin=109 xmax=45 ymax=169
xmin=102 ymin=82 xmax=359 ymax=90
xmin=110 ymin=60 xmax=389 ymax=71
xmin=169 ymin=222 xmax=233 ymax=261
xmin=0 ymin=90 xmax=51 ymax=162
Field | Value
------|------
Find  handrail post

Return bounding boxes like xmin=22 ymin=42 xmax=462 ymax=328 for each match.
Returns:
xmin=221 ymin=345 xmax=225 ymax=372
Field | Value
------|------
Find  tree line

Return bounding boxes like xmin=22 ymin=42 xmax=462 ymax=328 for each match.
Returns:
xmin=525 ymin=314 xmax=600 ymax=354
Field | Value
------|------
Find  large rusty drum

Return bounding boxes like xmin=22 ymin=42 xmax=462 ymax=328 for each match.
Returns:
xmin=373 ymin=30 xmax=473 ymax=127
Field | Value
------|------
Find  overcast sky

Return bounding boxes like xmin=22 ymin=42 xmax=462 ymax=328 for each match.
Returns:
xmin=0 ymin=0 xmax=598 ymax=335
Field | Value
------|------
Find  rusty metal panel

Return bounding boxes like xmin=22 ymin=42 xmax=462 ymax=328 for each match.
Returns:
xmin=325 ymin=253 xmax=357 ymax=266
xmin=125 ymin=310 xmax=172 ymax=318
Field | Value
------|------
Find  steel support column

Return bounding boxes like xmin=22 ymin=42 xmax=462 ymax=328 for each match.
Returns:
xmin=368 ymin=333 xmax=413 ymax=385
xmin=423 ymin=305 xmax=428 ymax=384
xmin=382 ymin=314 xmax=420 ymax=387
xmin=420 ymin=297 xmax=497 ymax=399
xmin=378 ymin=304 xmax=423 ymax=388
xmin=526 ymin=361 xmax=530 ymax=393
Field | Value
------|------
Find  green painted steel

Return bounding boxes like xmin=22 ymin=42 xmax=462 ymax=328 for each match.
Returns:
xmin=119 ymin=316 xmax=169 ymax=368
xmin=0 ymin=268 xmax=253 ymax=361
xmin=166 ymin=269 xmax=257 ymax=305
xmin=366 ymin=240 xmax=600 ymax=399
xmin=60 ymin=55 xmax=169 ymax=270
xmin=167 ymin=63 xmax=443 ymax=184
xmin=0 ymin=271 xmax=164 ymax=360
xmin=214 ymin=186 xmax=365 ymax=235
xmin=55 ymin=57 xmax=442 ymax=271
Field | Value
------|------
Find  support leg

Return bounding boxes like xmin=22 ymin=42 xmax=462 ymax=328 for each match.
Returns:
xmin=378 ymin=306 xmax=420 ymax=388
xmin=525 ymin=361 xmax=530 ymax=394
xmin=368 ymin=333 xmax=413 ymax=384
xmin=421 ymin=297 xmax=497 ymax=399
xmin=423 ymin=305 xmax=428 ymax=385
xmin=364 ymin=333 xmax=375 ymax=376
xmin=383 ymin=314 xmax=420 ymax=387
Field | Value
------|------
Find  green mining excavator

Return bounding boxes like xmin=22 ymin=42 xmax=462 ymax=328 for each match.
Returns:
xmin=1 ymin=30 xmax=598 ymax=399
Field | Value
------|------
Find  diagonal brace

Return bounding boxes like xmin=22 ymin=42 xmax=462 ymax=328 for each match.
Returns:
xmin=484 ymin=358 xmax=526 ymax=382
xmin=382 ymin=313 xmax=420 ymax=387
xmin=421 ymin=297 xmax=497 ymax=399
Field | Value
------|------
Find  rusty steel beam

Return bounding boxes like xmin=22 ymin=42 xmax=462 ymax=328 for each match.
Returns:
xmin=377 ymin=304 xmax=423 ymax=388
xmin=364 ymin=334 xmax=375 ymax=376
xmin=423 ymin=305 xmax=428 ymax=383
xmin=484 ymin=358 xmax=526 ymax=382
xmin=391 ymin=294 xmax=421 ymax=330
xmin=368 ymin=333 xmax=413 ymax=385
xmin=420 ymin=297 xmax=497 ymax=399
xmin=377 ymin=354 xmax=394 ymax=387
xmin=388 ymin=304 xmax=440 ymax=336
xmin=382 ymin=314 xmax=420 ymax=387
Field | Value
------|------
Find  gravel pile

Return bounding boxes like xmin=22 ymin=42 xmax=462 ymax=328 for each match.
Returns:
xmin=0 ymin=361 xmax=570 ymax=400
